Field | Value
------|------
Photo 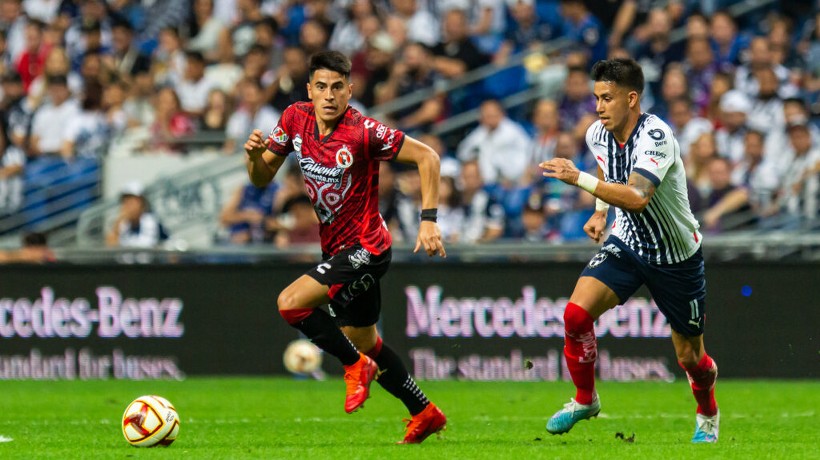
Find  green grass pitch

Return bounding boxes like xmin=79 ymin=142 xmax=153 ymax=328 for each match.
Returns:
xmin=0 ymin=378 xmax=818 ymax=459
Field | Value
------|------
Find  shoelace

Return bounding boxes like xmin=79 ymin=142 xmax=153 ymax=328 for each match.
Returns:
xmin=699 ymin=418 xmax=717 ymax=434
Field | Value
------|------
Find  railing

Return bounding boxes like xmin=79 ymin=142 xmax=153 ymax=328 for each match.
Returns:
xmin=75 ymin=153 xmax=247 ymax=248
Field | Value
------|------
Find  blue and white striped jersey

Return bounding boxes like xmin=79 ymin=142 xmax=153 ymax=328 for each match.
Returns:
xmin=586 ymin=113 xmax=702 ymax=265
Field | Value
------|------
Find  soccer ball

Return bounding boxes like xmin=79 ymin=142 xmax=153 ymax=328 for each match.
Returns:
xmin=283 ymin=339 xmax=322 ymax=374
xmin=122 ymin=395 xmax=179 ymax=447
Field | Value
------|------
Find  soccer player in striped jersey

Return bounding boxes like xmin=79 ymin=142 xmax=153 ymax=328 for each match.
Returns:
xmin=540 ymin=58 xmax=719 ymax=443
xmin=245 ymin=51 xmax=446 ymax=443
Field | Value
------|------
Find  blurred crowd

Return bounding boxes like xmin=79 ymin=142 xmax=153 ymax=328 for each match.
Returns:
xmin=0 ymin=0 xmax=819 ymax=250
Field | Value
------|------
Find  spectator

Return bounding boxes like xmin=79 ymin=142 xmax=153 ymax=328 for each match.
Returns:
xmin=633 ymin=7 xmax=685 ymax=98
xmin=558 ymin=66 xmax=597 ymax=142
xmin=436 ymin=174 xmax=464 ymax=243
xmin=559 ymin=0 xmax=607 ymax=64
xmin=29 ymin=74 xmax=80 ymax=158
xmin=529 ymin=98 xmax=561 ymax=167
xmin=457 ymin=159 xmax=504 ymax=243
xmin=682 ymin=36 xmax=720 ymax=114
xmin=0 ymin=120 xmax=24 ymax=217
xmin=106 ymin=181 xmax=169 ymax=248
xmin=151 ymin=26 xmax=186 ymax=86
xmin=175 ymin=50 xmax=216 ymax=117
xmin=217 ymin=0 xmax=266 ymax=59
xmin=186 ymin=0 xmax=226 ymax=62
xmin=746 ymin=66 xmax=785 ymax=134
xmin=122 ymin=68 xmax=156 ymax=129
xmin=764 ymin=119 xmax=820 ymax=228
xmin=708 ymin=10 xmax=746 ymax=70
xmin=735 ymin=130 xmax=780 ymax=220
xmin=268 ymin=45 xmax=309 ymax=113
xmin=519 ymin=194 xmax=549 ymax=242
xmin=379 ymin=41 xmax=443 ymax=132
xmin=64 ymin=0 xmax=112 ymax=69
xmin=734 ymin=36 xmax=798 ymax=100
xmin=686 ymin=131 xmax=719 ymax=198
xmin=667 ymin=96 xmax=713 ymax=159
xmin=0 ymin=232 xmax=55 ymax=264
xmin=15 ymin=19 xmax=49 ymax=92
xmin=390 ymin=0 xmax=439 ymax=48
xmin=1 ymin=72 xmax=36 ymax=154
xmin=540 ymin=130 xmax=595 ymax=242
xmin=299 ymin=19 xmax=330 ymax=57
xmin=378 ymin=162 xmax=403 ymax=239
xmin=26 ymin=47 xmax=84 ymax=107
xmin=1 ymin=0 xmax=27 ymax=64
xmin=199 ymin=88 xmax=232 ymax=144
xmin=61 ymin=80 xmax=111 ymax=160
xmin=703 ymin=70 xmax=733 ymax=122
xmin=701 ymin=156 xmax=753 ymax=233
xmin=110 ymin=18 xmax=151 ymax=82
xmin=219 ymin=181 xmax=279 ymax=244
xmin=327 ymin=0 xmax=376 ymax=57
xmin=715 ymin=89 xmax=751 ymax=164
xmin=431 ymin=8 xmax=487 ymax=79
xmin=103 ymin=78 xmax=130 ymax=135
xmin=350 ymin=31 xmax=395 ymax=109
xmin=224 ymin=78 xmax=279 ymax=155
xmin=273 ymin=194 xmax=321 ymax=248
xmin=146 ymin=86 xmax=196 ymax=153
xmin=456 ymin=99 xmax=531 ymax=186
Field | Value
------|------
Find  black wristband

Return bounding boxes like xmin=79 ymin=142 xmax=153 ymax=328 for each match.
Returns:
xmin=420 ymin=208 xmax=438 ymax=222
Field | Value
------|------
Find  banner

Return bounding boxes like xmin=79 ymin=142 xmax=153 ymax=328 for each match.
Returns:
xmin=0 ymin=261 xmax=817 ymax=380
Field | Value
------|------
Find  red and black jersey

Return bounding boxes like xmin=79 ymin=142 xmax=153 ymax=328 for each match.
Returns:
xmin=266 ymin=102 xmax=405 ymax=256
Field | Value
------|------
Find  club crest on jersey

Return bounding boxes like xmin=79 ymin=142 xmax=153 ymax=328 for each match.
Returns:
xmin=293 ymin=134 xmax=302 ymax=152
xmin=271 ymin=126 xmax=288 ymax=145
xmin=336 ymin=145 xmax=354 ymax=169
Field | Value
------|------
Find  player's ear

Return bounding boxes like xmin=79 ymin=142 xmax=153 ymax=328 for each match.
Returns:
xmin=628 ymin=90 xmax=639 ymax=108
xmin=306 ymin=82 xmax=313 ymax=100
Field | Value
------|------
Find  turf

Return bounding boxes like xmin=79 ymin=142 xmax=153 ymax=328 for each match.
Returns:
xmin=0 ymin=378 xmax=817 ymax=459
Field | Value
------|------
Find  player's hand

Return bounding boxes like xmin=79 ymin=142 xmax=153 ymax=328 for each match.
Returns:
xmin=414 ymin=221 xmax=446 ymax=258
xmin=540 ymin=158 xmax=580 ymax=186
xmin=244 ymin=129 xmax=267 ymax=161
xmin=583 ymin=212 xmax=607 ymax=243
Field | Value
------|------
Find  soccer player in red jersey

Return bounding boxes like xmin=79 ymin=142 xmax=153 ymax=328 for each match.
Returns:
xmin=244 ymin=51 xmax=446 ymax=444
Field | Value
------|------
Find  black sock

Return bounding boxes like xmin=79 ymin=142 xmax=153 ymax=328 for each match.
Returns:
xmin=290 ymin=309 xmax=360 ymax=366
xmin=373 ymin=343 xmax=429 ymax=415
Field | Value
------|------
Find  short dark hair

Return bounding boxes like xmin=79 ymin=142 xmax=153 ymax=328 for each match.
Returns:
xmin=309 ymin=51 xmax=351 ymax=79
xmin=23 ymin=232 xmax=48 ymax=247
xmin=590 ymin=58 xmax=644 ymax=94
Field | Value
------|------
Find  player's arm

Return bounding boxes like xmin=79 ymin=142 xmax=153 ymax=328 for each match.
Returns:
xmin=394 ymin=136 xmax=446 ymax=258
xmin=540 ymin=158 xmax=656 ymax=213
xmin=245 ymin=129 xmax=286 ymax=187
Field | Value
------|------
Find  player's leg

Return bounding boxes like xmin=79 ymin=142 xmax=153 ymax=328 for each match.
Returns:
xmin=278 ymin=275 xmax=361 ymax=366
xmin=672 ymin=332 xmax=719 ymax=443
xmin=340 ymin=288 xmax=445 ymax=443
xmin=278 ymin=274 xmax=378 ymax=414
xmin=546 ymin=276 xmax=619 ymax=434
xmin=548 ymin=239 xmax=643 ymax=435
xmin=646 ymin=247 xmax=717 ymax=442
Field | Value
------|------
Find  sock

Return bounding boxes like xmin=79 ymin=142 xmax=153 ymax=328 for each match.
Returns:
xmin=367 ymin=337 xmax=429 ymax=415
xmin=280 ymin=308 xmax=360 ymax=366
xmin=563 ymin=302 xmax=597 ymax=405
xmin=680 ymin=354 xmax=718 ymax=416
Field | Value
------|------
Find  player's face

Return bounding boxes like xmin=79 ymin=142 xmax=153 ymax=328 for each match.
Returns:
xmin=308 ymin=69 xmax=352 ymax=125
xmin=593 ymin=80 xmax=637 ymax=135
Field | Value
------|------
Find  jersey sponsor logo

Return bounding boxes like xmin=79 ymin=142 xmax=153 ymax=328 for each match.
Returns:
xmin=348 ymin=247 xmax=371 ymax=269
xmin=654 ymin=140 xmax=667 ymax=147
xmin=381 ymin=128 xmax=397 ymax=151
xmin=293 ymin=134 xmax=302 ymax=152
xmin=365 ymin=118 xmax=397 ymax=151
xmin=271 ymin=126 xmax=288 ymax=145
xmin=336 ymin=145 xmax=354 ymax=169
xmin=644 ymin=150 xmax=667 ymax=158
xmin=649 ymin=157 xmax=659 ymax=167
xmin=647 ymin=129 xmax=665 ymax=141
xmin=300 ymin=156 xmax=344 ymax=184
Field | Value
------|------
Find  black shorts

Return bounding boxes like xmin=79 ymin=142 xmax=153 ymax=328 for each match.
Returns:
xmin=306 ymin=245 xmax=391 ymax=328
xmin=581 ymin=236 xmax=707 ymax=337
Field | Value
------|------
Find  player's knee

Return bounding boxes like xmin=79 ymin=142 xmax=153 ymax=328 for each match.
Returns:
xmin=676 ymin=350 xmax=700 ymax=369
xmin=564 ymin=302 xmax=594 ymax=336
xmin=277 ymin=290 xmax=301 ymax=311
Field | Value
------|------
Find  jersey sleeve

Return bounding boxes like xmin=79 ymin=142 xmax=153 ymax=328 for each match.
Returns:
xmin=362 ymin=116 xmax=405 ymax=161
xmin=632 ymin=125 xmax=677 ymax=186
xmin=265 ymin=105 xmax=295 ymax=156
